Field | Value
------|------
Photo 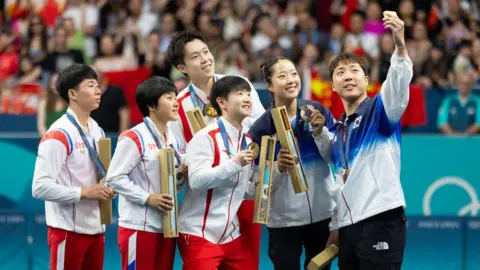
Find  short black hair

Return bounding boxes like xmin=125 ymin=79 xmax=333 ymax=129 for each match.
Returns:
xmin=210 ymin=76 xmax=251 ymax=116
xmin=136 ymin=76 xmax=177 ymax=117
xmin=328 ymin=52 xmax=368 ymax=81
xmin=166 ymin=28 xmax=207 ymax=69
xmin=55 ymin=63 xmax=98 ymax=104
xmin=260 ymin=57 xmax=290 ymax=84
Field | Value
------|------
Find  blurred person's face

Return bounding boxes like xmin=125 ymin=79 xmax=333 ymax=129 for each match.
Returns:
xmin=54 ymin=28 xmax=67 ymax=48
xmin=267 ymin=60 xmax=301 ymax=102
xmin=413 ymin=22 xmax=428 ymax=40
xmin=257 ymin=16 xmax=273 ymax=33
xmin=303 ymin=43 xmax=319 ymax=60
xmin=179 ymin=9 xmax=194 ymax=26
xmin=331 ymin=60 xmax=368 ymax=104
xmin=330 ymin=23 xmax=345 ymax=40
xmin=149 ymin=33 xmax=160 ymax=51
xmin=366 ymin=2 xmax=382 ymax=21
xmin=456 ymin=73 xmax=473 ymax=95
xmin=460 ymin=46 xmax=472 ymax=58
xmin=63 ymin=19 xmax=75 ymax=34
xmin=350 ymin=15 xmax=364 ymax=33
xmin=448 ymin=0 xmax=460 ymax=13
xmin=431 ymin=47 xmax=444 ymax=61
xmin=30 ymin=17 xmax=44 ymax=34
xmin=100 ymin=36 xmax=116 ymax=56
xmin=198 ymin=13 xmax=211 ymax=32
xmin=399 ymin=0 xmax=415 ymax=18
xmin=380 ymin=34 xmax=395 ymax=53
xmin=128 ymin=0 xmax=142 ymax=16
xmin=20 ymin=58 xmax=33 ymax=73
xmin=178 ymin=39 xmax=215 ymax=80
xmin=297 ymin=12 xmax=312 ymax=30
xmin=162 ymin=14 xmax=176 ymax=34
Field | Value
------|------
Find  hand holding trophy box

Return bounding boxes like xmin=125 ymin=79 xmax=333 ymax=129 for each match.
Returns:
xmin=98 ymin=138 xmax=113 ymax=224
xmin=253 ymin=136 xmax=277 ymax=224
xmin=158 ymin=148 xmax=179 ymax=238
xmin=271 ymin=106 xmax=308 ymax=193
xmin=307 ymin=244 xmax=339 ymax=270
xmin=186 ymin=107 xmax=207 ymax=134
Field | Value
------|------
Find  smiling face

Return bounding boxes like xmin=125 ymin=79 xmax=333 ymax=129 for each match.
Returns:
xmin=331 ymin=60 xmax=368 ymax=104
xmin=150 ymin=91 xmax=179 ymax=122
xmin=217 ymin=88 xmax=252 ymax=119
xmin=267 ymin=59 xmax=301 ymax=102
xmin=177 ymin=39 xmax=215 ymax=80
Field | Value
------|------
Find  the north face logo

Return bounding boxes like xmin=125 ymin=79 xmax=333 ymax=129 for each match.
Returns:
xmin=373 ymin=242 xmax=389 ymax=250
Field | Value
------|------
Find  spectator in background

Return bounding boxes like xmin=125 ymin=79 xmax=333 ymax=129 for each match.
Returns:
xmin=36 ymin=73 xmax=66 ymax=135
xmin=417 ymin=41 xmax=449 ymax=89
xmin=0 ymin=29 xmax=19 ymax=82
xmin=438 ymin=72 xmax=480 ymax=135
xmin=398 ymin=0 xmax=415 ymax=39
xmin=16 ymin=56 xmax=42 ymax=84
xmin=22 ymin=15 xmax=48 ymax=65
xmin=406 ymin=22 xmax=432 ymax=75
xmin=93 ymin=34 xmax=139 ymax=72
xmin=41 ymin=26 xmax=84 ymax=73
xmin=90 ymin=69 xmax=129 ymax=133
xmin=344 ymin=10 xmax=379 ymax=61
xmin=364 ymin=1 xmax=387 ymax=37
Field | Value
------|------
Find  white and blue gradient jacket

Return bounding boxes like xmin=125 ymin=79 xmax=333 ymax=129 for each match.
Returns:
xmin=324 ymin=53 xmax=413 ymax=229
xmin=248 ymin=99 xmax=337 ymax=228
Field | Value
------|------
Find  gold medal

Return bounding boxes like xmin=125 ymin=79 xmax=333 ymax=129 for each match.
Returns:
xmin=203 ymin=103 xmax=219 ymax=118
xmin=343 ymin=168 xmax=350 ymax=183
xmin=248 ymin=142 xmax=260 ymax=159
xmin=300 ymin=105 xmax=314 ymax=123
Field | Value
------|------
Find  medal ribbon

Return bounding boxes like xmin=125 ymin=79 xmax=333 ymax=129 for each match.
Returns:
xmin=66 ymin=113 xmax=107 ymax=178
xmin=144 ymin=117 xmax=181 ymax=167
xmin=217 ymin=118 xmax=247 ymax=157
xmin=188 ymin=75 xmax=218 ymax=115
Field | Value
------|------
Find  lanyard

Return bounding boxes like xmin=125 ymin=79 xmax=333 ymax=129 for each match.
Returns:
xmin=66 ymin=113 xmax=107 ymax=178
xmin=143 ymin=117 xmax=181 ymax=167
xmin=217 ymin=118 xmax=247 ymax=157
xmin=188 ymin=75 xmax=218 ymax=114
xmin=339 ymin=121 xmax=352 ymax=170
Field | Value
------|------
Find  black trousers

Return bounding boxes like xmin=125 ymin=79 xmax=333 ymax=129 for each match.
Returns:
xmin=338 ymin=207 xmax=407 ymax=270
xmin=268 ymin=219 xmax=331 ymax=270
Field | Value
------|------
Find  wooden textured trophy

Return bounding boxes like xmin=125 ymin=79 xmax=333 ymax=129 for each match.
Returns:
xmin=98 ymin=138 xmax=112 ymax=224
xmin=158 ymin=148 xmax=179 ymax=238
xmin=271 ymin=106 xmax=308 ymax=193
xmin=186 ymin=107 xmax=207 ymax=134
xmin=307 ymin=245 xmax=339 ymax=270
xmin=253 ymin=136 xmax=277 ymax=224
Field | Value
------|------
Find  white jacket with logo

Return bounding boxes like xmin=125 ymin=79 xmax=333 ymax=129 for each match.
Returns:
xmin=32 ymin=108 xmax=106 ymax=235
xmin=106 ymin=117 xmax=182 ymax=233
xmin=179 ymin=118 xmax=256 ymax=244
xmin=317 ymin=54 xmax=413 ymax=230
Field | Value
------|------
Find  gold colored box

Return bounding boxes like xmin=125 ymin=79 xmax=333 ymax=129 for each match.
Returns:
xmin=158 ymin=148 xmax=179 ymax=238
xmin=98 ymin=138 xmax=112 ymax=225
xmin=186 ymin=107 xmax=207 ymax=134
xmin=271 ymin=106 xmax=308 ymax=193
xmin=307 ymin=244 xmax=339 ymax=270
xmin=253 ymin=136 xmax=277 ymax=224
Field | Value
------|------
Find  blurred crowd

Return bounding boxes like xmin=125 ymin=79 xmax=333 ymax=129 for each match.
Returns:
xmin=0 ymin=0 xmax=479 ymax=135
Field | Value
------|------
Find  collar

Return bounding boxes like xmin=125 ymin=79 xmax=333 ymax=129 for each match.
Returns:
xmin=336 ymin=96 xmax=370 ymax=125
xmin=67 ymin=107 xmax=92 ymax=131
xmin=219 ymin=116 xmax=244 ymax=144
xmin=144 ymin=116 xmax=168 ymax=142
xmin=188 ymin=74 xmax=220 ymax=104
